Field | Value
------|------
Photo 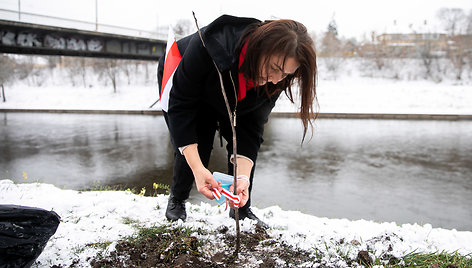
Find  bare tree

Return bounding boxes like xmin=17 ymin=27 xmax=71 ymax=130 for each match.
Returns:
xmin=467 ymin=9 xmax=472 ymax=34
xmin=447 ymin=35 xmax=468 ymax=80
xmin=143 ymin=61 xmax=150 ymax=84
xmin=22 ymin=56 xmax=46 ymax=87
xmin=46 ymin=56 xmax=60 ymax=70
xmin=357 ymin=32 xmax=389 ymax=70
xmin=320 ymin=18 xmax=344 ymax=78
xmin=419 ymin=41 xmax=435 ymax=79
xmin=94 ymin=58 xmax=120 ymax=93
xmin=467 ymin=10 xmax=472 ymax=77
xmin=63 ymin=56 xmax=87 ymax=87
xmin=14 ymin=57 xmax=33 ymax=83
xmin=437 ymin=8 xmax=467 ymax=36
xmin=413 ymin=30 xmax=444 ymax=81
xmin=173 ymin=19 xmax=195 ymax=37
xmin=120 ymin=60 xmax=132 ymax=85
xmin=134 ymin=61 xmax=140 ymax=79
xmin=437 ymin=8 xmax=469 ymax=80
xmin=0 ymin=54 xmax=16 ymax=102
xmin=320 ymin=18 xmax=342 ymax=57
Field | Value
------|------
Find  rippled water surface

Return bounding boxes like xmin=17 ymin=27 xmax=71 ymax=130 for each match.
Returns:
xmin=1 ymin=112 xmax=471 ymax=230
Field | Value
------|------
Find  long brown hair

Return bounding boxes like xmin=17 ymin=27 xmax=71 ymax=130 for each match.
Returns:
xmin=238 ymin=19 xmax=318 ymax=141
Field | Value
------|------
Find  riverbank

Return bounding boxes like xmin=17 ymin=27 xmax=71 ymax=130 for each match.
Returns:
xmin=1 ymin=179 xmax=471 ymax=267
xmin=0 ymin=76 xmax=471 ymax=116
xmin=2 ymin=108 xmax=472 ymax=120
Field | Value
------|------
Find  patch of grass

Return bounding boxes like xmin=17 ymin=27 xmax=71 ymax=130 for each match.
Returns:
xmin=82 ymin=181 xmax=132 ymax=192
xmin=81 ymin=181 xmax=170 ymax=197
xmin=302 ymin=242 xmax=472 ymax=268
xmin=152 ymin=182 xmax=170 ymax=196
xmin=86 ymin=241 xmax=113 ymax=250
xmin=396 ymin=250 xmax=472 ymax=268
xmin=121 ymin=217 xmax=140 ymax=226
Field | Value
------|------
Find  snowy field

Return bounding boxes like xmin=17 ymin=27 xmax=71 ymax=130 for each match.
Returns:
xmin=0 ymin=57 xmax=471 ymax=114
xmin=1 ymin=76 xmax=472 ymax=115
xmin=1 ymin=78 xmax=472 ymax=115
xmin=2 ymin=180 xmax=472 ymax=267
xmin=1 ymin=57 xmax=472 ymax=266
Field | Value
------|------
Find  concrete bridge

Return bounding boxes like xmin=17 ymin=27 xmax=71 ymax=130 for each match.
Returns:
xmin=0 ymin=19 xmax=166 ymax=61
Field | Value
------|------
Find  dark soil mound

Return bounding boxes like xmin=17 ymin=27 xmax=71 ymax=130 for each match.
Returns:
xmin=89 ymin=224 xmax=314 ymax=267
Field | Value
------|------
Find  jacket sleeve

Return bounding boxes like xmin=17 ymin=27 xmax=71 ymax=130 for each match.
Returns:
xmin=166 ymin=35 xmax=213 ymax=148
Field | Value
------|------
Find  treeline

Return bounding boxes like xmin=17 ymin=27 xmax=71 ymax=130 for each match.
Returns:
xmin=315 ymin=8 xmax=472 ymax=81
xmin=1 ymin=7 xmax=471 ymax=101
xmin=0 ymin=55 xmax=157 ymax=96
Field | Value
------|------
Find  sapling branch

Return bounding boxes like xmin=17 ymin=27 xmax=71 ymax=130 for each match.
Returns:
xmin=192 ymin=11 xmax=241 ymax=257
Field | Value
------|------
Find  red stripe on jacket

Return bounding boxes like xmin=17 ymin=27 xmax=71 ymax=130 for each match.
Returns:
xmin=238 ymin=41 xmax=255 ymax=102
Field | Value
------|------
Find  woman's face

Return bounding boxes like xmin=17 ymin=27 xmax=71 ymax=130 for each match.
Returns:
xmin=258 ymin=55 xmax=299 ymax=86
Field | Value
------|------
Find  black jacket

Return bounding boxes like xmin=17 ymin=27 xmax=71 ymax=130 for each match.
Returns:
xmin=158 ymin=15 xmax=282 ymax=163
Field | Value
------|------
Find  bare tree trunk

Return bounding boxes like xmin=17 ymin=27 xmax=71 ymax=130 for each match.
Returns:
xmin=419 ymin=39 xmax=435 ymax=80
xmin=144 ymin=63 xmax=150 ymax=84
xmin=110 ymin=76 xmax=117 ymax=93
xmin=1 ymin=84 xmax=5 ymax=102
xmin=80 ymin=58 xmax=87 ymax=88
xmin=448 ymin=36 xmax=466 ymax=80
xmin=113 ymin=80 xmax=117 ymax=93
xmin=105 ymin=59 xmax=118 ymax=93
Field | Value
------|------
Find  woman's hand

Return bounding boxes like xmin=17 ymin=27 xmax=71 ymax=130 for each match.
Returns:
xmin=229 ymin=179 xmax=249 ymax=208
xmin=193 ymin=167 xmax=221 ymax=199
xmin=228 ymin=156 xmax=253 ymax=208
xmin=182 ymin=144 xmax=221 ymax=199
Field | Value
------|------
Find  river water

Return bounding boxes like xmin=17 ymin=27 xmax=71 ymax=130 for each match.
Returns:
xmin=1 ymin=112 xmax=471 ymax=231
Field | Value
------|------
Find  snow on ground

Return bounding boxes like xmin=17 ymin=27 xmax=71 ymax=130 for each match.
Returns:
xmin=1 ymin=180 xmax=471 ymax=267
xmin=1 ymin=75 xmax=471 ymax=115
xmin=312 ymin=77 xmax=472 ymax=115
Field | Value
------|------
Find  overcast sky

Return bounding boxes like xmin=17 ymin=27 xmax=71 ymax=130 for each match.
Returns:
xmin=1 ymin=0 xmax=471 ymax=39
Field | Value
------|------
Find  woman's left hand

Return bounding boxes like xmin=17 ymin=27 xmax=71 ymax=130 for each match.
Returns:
xmin=229 ymin=179 xmax=249 ymax=208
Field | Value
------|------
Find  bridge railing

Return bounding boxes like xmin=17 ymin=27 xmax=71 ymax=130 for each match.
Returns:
xmin=0 ymin=8 xmax=167 ymax=40
xmin=0 ymin=8 xmax=168 ymax=61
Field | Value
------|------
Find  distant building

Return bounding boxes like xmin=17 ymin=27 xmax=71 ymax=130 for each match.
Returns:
xmin=361 ymin=19 xmax=472 ymax=58
xmin=377 ymin=32 xmax=448 ymax=57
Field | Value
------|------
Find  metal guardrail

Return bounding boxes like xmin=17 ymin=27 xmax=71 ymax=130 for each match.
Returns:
xmin=274 ymin=112 xmax=472 ymax=120
xmin=1 ymin=109 xmax=471 ymax=120
xmin=0 ymin=8 xmax=167 ymax=39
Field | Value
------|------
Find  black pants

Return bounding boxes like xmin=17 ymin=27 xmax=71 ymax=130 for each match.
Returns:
xmin=163 ymin=108 xmax=255 ymax=210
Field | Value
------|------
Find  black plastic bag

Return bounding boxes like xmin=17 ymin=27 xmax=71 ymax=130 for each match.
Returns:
xmin=0 ymin=205 xmax=60 ymax=268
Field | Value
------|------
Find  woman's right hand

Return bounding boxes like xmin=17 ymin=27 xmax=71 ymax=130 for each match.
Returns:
xmin=182 ymin=144 xmax=221 ymax=199
xmin=193 ymin=166 xmax=221 ymax=199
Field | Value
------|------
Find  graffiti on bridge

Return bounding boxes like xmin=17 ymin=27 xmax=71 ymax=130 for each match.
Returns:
xmin=1 ymin=30 xmax=104 ymax=52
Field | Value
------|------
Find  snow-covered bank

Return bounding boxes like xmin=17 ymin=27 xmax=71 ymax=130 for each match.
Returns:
xmin=1 ymin=180 xmax=471 ymax=267
xmin=0 ymin=56 xmax=471 ymax=114
xmin=1 ymin=76 xmax=472 ymax=115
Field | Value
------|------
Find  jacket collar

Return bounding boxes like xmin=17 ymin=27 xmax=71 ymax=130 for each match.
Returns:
xmin=201 ymin=15 xmax=260 ymax=72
